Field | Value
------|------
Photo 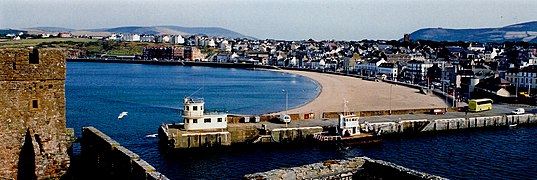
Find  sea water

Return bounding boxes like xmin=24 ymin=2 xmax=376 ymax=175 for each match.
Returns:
xmin=66 ymin=62 xmax=537 ymax=179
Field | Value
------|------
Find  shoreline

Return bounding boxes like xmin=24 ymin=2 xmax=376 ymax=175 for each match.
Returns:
xmin=270 ymin=69 xmax=447 ymax=115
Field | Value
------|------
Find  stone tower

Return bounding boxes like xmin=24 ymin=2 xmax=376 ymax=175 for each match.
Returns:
xmin=0 ymin=48 xmax=70 ymax=179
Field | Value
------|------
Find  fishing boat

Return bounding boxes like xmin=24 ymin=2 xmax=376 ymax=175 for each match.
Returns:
xmin=313 ymin=114 xmax=381 ymax=145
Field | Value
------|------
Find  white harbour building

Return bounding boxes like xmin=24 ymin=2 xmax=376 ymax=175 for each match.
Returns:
xmin=183 ymin=97 xmax=227 ymax=131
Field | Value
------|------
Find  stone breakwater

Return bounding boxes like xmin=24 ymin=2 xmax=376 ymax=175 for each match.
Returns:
xmin=244 ymin=156 xmax=446 ymax=180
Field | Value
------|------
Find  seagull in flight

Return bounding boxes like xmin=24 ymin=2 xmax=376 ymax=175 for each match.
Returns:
xmin=118 ymin=112 xmax=128 ymax=120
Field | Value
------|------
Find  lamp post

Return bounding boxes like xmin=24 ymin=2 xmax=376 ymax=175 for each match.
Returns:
xmin=282 ymin=89 xmax=289 ymax=127
xmin=389 ymin=85 xmax=393 ymax=115
xmin=282 ymin=89 xmax=288 ymax=113
xmin=444 ymin=83 xmax=448 ymax=111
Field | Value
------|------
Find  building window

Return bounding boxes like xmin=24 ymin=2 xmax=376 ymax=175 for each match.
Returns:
xmin=31 ymin=99 xmax=39 ymax=109
xmin=193 ymin=106 xmax=197 ymax=111
xmin=185 ymin=106 xmax=189 ymax=110
xmin=185 ymin=119 xmax=189 ymax=123
xmin=193 ymin=119 xmax=198 ymax=123
xmin=204 ymin=118 xmax=211 ymax=123
xmin=217 ymin=118 xmax=223 ymax=122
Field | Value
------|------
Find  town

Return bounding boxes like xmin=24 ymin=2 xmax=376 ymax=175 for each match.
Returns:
xmin=3 ymin=31 xmax=536 ymax=105
xmin=2 ymin=30 xmax=537 ymax=180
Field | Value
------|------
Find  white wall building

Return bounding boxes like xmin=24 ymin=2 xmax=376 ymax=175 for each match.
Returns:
xmin=406 ymin=60 xmax=433 ymax=82
xmin=377 ymin=63 xmax=398 ymax=80
xmin=182 ymin=97 xmax=227 ymax=131
xmin=170 ymin=35 xmax=185 ymax=44
xmin=122 ymin=34 xmax=141 ymax=42
xmin=505 ymin=65 xmax=537 ymax=89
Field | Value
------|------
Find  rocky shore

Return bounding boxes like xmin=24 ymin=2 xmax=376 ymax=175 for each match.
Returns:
xmin=244 ymin=156 xmax=446 ymax=180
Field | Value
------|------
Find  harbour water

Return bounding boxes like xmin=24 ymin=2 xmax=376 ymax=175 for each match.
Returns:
xmin=66 ymin=62 xmax=537 ymax=179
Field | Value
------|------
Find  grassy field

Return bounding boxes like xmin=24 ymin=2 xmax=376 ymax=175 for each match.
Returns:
xmin=0 ymin=38 xmax=97 ymax=48
xmin=0 ymin=38 xmax=194 ymax=57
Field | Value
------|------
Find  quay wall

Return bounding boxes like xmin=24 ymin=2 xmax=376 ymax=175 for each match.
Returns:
xmin=270 ymin=127 xmax=324 ymax=143
xmin=176 ymin=132 xmax=231 ymax=149
xmin=228 ymin=125 xmax=259 ymax=144
xmin=81 ymin=127 xmax=168 ymax=180
xmin=369 ymin=114 xmax=537 ymax=135
xmin=244 ymin=156 xmax=445 ymax=180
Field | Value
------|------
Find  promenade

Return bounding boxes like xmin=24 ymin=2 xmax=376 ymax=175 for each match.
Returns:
xmin=275 ymin=69 xmax=448 ymax=115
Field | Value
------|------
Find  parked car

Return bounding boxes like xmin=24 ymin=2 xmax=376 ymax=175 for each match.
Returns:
xmin=510 ymin=108 xmax=525 ymax=115
xmin=431 ymin=109 xmax=445 ymax=115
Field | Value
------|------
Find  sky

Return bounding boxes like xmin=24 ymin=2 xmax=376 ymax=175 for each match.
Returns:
xmin=1 ymin=0 xmax=536 ymax=40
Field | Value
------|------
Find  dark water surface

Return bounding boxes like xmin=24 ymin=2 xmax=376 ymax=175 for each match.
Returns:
xmin=66 ymin=62 xmax=537 ymax=179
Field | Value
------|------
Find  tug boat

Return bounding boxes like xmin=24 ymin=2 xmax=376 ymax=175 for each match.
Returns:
xmin=313 ymin=114 xmax=382 ymax=145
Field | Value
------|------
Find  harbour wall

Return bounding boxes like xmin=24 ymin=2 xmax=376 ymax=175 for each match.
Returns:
xmin=159 ymin=124 xmax=233 ymax=149
xmin=162 ymin=114 xmax=537 ymax=150
xmin=368 ymin=114 xmax=537 ymax=135
xmin=244 ymin=156 xmax=445 ymax=180
xmin=81 ymin=127 xmax=168 ymax=180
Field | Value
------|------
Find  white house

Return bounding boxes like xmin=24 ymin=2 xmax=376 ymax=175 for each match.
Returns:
xmin=215 ymin=53 xmax=231 ymax=63
xmin=170 ymin=35 xmax=185 ymax=44
xmin=406 ymin=60 xmax=433 ymax=82
xmin=357 ymin=59 xmax=386 ymax=76
xmin=122 ymin=34 xmax=140 ymax=42
xmin=157 ymin=35 xmax=170 ymax=43
xmin=140 ymin=34 xmax=155 ymax=42
xmin=505 ymin=65 xmax=537 ymax=89
xmin=377 ymin=63 xmax=398 ymax=80
xmin=182 ymin=97 xmax=227 ymax=131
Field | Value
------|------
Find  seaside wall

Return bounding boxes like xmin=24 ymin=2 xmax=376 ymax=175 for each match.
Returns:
xmin=0 ymin=49 xmax=72 ymax=179
xmin=270 ymin=127 xmax=323 ymax=143
xmin=228 ymin=125 xmax=259 ymax=144
xmin=81 ymin=127 xmax=168 ymax=179
xmin=175 ymin=132 xmax=232 ymax=148
xmin=368 ymin=114 xmax=537 ymax=134
xmin=243 ymin=156 xmax=445 ymax=180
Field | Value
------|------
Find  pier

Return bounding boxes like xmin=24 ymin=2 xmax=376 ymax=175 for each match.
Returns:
xmin=159 ymin=110 xmax=537 ymax=149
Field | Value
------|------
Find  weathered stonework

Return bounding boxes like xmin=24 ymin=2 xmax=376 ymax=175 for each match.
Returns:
xmin=0 ymin=48 xmax=70 ymax=179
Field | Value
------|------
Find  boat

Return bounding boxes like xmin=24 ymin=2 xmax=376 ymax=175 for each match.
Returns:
xmin=313 ymin=114 xmax=381 ymax=145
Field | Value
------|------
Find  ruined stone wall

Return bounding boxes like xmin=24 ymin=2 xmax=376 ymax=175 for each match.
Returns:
xmin=0 ymin=49 xmax=70 ymax=179
xmin=81 ymin=127 xmax=168 ymax=180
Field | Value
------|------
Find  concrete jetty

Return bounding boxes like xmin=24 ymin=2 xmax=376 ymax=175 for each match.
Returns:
xmin=160 ymin=113 xmax=537 ymax=150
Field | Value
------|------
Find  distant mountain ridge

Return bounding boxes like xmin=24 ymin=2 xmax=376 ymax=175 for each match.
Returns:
xmin=409 ymin=21 xmax=537 ymax=43
xmin=5 ymin=25 xmax=256 ymax=39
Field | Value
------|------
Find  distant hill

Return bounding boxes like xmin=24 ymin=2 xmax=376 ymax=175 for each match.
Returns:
xmin=409 ymin=21 xmax=537 ymax=43
xmin=26 ymin=27 xmax=76 ymax=32
xmin=1 ymin=25 xmax=256 ymax=39
xmin=85 ymin=26 xmax=255 ymax=39
xmin=86 ymin=26 xmax=255 ymax=39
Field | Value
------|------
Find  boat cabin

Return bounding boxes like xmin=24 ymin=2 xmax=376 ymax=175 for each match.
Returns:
xmin=183 ymin=97 xmax=227 ymax=131
xmin=338 ymin=114 xmax=361 ymax=136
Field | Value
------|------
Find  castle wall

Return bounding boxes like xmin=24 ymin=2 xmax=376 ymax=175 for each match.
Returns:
xmin=0 ymin=49 xmax=70 ymax=179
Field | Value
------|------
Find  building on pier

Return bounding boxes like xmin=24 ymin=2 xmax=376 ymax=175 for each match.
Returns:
xmin=183 ymin=97 xmax=228 ymax=131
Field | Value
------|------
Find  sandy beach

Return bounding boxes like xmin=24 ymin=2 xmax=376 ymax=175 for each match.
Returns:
xmin=276 ymin=70 xmax=448 ymax=115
